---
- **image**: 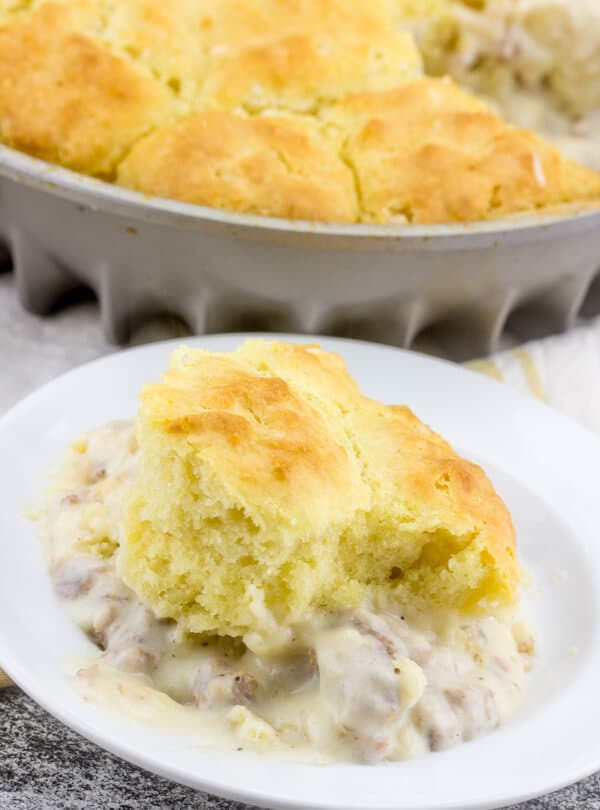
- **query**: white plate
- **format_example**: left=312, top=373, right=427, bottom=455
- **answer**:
left=1, top=334, right=599, bottom=810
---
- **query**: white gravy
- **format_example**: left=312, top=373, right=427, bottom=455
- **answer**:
left=38, top=422, right=535, bottom=764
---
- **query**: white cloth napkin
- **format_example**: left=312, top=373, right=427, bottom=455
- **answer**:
left=467, top=317, right=600, bottom=435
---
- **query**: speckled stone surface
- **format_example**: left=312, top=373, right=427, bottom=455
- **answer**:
left=1, top=270, right=599, bottom=810
left=0, top=687, right=249, bottom=809
left=3, top=683, right=600, bottom=810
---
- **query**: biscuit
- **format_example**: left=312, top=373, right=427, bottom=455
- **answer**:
left=325, top=78, right=600, bottom=223
left=1, top=0, right=598, bottom=220
left=0, top=1, right=173, bottom=176
left=118, top=111, right=359, bottom=222
left=120, top=340, right=518, bottom=638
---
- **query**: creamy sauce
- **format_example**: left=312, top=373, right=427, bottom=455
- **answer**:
left=39, top=422, right=535, bottom=764
left=483, top=90, right=600, bottom=171
left=414, top=0, right=600, bottom=170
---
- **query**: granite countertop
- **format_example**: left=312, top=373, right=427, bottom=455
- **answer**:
left=1, top=270, right=599, bottom=810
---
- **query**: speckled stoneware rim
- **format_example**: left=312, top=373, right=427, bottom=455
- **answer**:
left=1, top=143, right=600, bottom=242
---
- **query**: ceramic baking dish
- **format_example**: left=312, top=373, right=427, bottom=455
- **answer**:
left=1, top=144, right=599, bottom=354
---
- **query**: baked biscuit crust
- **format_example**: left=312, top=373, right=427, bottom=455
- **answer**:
left=0, top=1, right=173, bottom=177
left=118, top=112, right=359, bottom=221
left=120, top=340, right=518, bottom=638
left=326, top=78, right=600, bottom=223
left=0, top=0, right=598, bottom=222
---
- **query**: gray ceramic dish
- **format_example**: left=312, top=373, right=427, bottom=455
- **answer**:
left=1, top=144, right=599, bottom=352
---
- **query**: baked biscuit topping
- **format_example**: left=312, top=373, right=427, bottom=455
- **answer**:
left=326, top=78, right=600, bottom=223
left=0, top=1, right=174, bottom=176
left=1, top=0, right=598, bottom=220
left=119, top=340, right=518, bottom=638
left=117, top=111, right=359, bottom=222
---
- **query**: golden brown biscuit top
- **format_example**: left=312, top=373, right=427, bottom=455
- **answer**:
left=101, top=0, right=214, bottom=107
left=120, top=340, right=518, bottom=636
left=234, top=339, right=515, bottom=572
left=199, top=0, right=422, bottom=113
left=0, top=1, right=174, bottom=176
left=117, top=110, right=359, bottom=222
left=122, top=339, right=520, bottom=638
left=326, top=78, right=600, bottom=223
left=140, top=339, right=518, bottom=602
left=140, top=345, right=369, bottom=530
left=0, top=0, right=598, bottom=221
